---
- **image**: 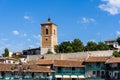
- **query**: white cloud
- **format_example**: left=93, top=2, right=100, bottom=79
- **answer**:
left=1, top=38, right=8, bottom=41
left=12, top=30, right=19, bottom=35
left=96, top=32, right=101, bottom=36
left=0, top=46, right=5, bottom=51
left=27, top=39, right=31, bottom=41
left=116, top=31, right=120, bottom=35
left=99, top=0, right=120, bottom=15
left=36, top=42, right=40, bottom=46
left=81, top=17, right=95, bottom=23
left=118, top=20, right=120, bottom=24
left=24, top=15, right=30, bottom=20
left=29, top=45, right=35, bottom=48
left=89, top=39, right=96, bottom=42
left=33, top=34, right=40, bottom=40
left=23, top=15, right=35, bottom=23
left=23, top=33, right=27, bottom=37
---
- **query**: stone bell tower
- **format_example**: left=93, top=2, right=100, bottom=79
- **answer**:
left=41, top=18, right=58, bottom=54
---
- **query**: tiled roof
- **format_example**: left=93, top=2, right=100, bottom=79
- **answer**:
left=0, top=63, right=54, bottom=72
left=54, top=60, right=84, bottom=67
left=13, top=52, right=23, bottom=55
left=36, top=60, right=54, bottom=65
left=85, top=56, right=110, bottom=62
left=0, top=64, right=13, bottom=71
left=0, top=57, right=18, bottom=61
left=106, top=57, right=120, bottom=64
left=104, top=39, right=116, bottom=42
left=36, top=59, right=84, bottom=67
left=41, top=21, right=52, bottom=25
left=29, top=65, right=54, bottom=72
left=41, top=18, right=57, bottom=25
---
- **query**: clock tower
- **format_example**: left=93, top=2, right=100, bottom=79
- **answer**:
left=41, top=18, right=58, bottom=54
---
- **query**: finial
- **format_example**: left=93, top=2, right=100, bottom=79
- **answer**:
left=48, top=17, right=51, bottom=22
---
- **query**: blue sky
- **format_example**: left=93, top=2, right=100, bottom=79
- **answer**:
left=0, top=0, right=120, bottom=54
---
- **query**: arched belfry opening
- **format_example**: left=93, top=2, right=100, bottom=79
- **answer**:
left=46, top=29, right=48, bottom=35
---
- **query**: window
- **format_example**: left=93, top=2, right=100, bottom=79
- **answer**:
left=72, top=78, right=76, bottom=80
left=96, top=62, right=100, bottom=66
left=58, top=67, right=61, bottom=70
left=58, top=67, right=61, bottom=73
left=101, top=71, right=104, bottom=74
left=72, top=67, right=75, bottom=70
left=46, top=29, right=48, bottom=34
left=57, top=78, right=61, bottom=80
left=54, top=29, right=55, bottom=35
left=97, top=71, right=100, bottom=77
left=93, top=71, right=96, bottom=75
left=8, top=61, right=11, bottom=63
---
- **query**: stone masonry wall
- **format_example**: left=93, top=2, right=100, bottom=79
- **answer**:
left=27, top=50, right=113, bottom=61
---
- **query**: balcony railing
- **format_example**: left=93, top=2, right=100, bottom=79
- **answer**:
left=106, top=66, right=120, bottom=71
left=85, top=78, right=105, bottom=80
left=85, top=65, right=105, bottom=70
left=85, top=74, right=105, bottom=79
left=0, top=76, right=54, bottom=80
left=55, top=70, right=85, bottom=76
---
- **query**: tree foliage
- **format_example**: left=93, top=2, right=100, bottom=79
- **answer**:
left=46, top=49, right=53, bottom=54
left=59, top=41, right=72, bottom=53
left=97, top=42, right=109, bottom=50
left=54, top=45, right=59, bottom=53
left=4, top=48, right=9, bottom=57
left=113, top=51, right=120, bottom=57
left=108, top=44, right=114, bottom=50
left=72, top=39, right=84, bottom=52
left=54, top=39, right=84, bottom=53
left=54, top=38, right=112, bottom=53
left=85, top=41, right=97, bottom=51
left=12, top=55, right=19, bottom=60
left=117, top=37, right=120, bottom=45
left=66, top=46, right=73, bottom=53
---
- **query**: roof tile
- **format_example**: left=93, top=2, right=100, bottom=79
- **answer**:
left=106, top=57, right=120, bottom=64
left=85, top=56, right=110, bottom=62
left=54, top=60, right=84, bottom=67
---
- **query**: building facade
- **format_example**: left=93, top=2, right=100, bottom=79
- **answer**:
left=22, top=47, right=40, bottom=55
left=0, top=63, right=54, bottom=80
left=41, top=18, right=58, bottom=54
left=36, top=56, right=120, bottom=80
left=2, top=56, right=120, bottom=80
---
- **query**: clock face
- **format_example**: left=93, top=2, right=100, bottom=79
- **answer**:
left=45, top=25, right=48, bottom=28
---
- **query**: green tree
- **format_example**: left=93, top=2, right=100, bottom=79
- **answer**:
left=108, top=44, right=114, bottom=50
left=66, top=46, right=73, bottom=53
left=12, top=55, right=19, bottom=60
left=4, top=48, right=9, bottom=57
left=54, top=38, right=112, bottom=53
left=85, top=41, right=97, bottom=51
left=54, top=45, right=59, bottom=53
left=59, top=41, right=72, bottom=53
left=117, top=37, right=120, bottom=45
left=72, top=39, right=84, bottom=52
left=113, top=50, right=120, bottom=57
left=46, top=49, right=53, bottom=54
left=97, top=42, right=109, bottom=50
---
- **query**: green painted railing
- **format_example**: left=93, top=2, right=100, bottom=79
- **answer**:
left=85, top=65, right=105, bottom=70
left=85, top=78, right=105, bottom=80
left=0, top=76, right=54, bottom=80
left=55, top=70, right=85, bottom=76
